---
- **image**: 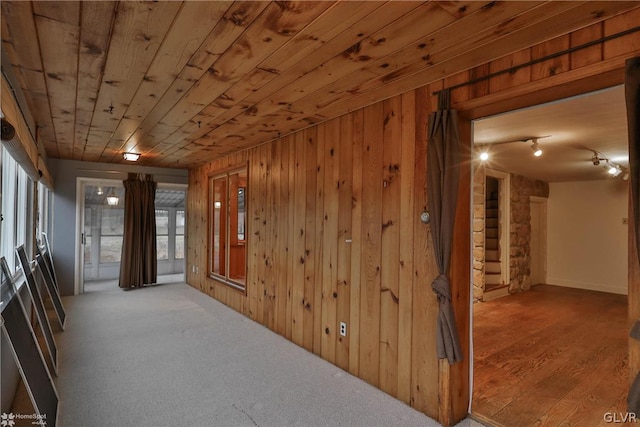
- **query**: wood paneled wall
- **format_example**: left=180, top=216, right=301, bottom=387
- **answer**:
left=187, top=8, right=640, bottom=426
left=187, top=87, right=451, bottom=421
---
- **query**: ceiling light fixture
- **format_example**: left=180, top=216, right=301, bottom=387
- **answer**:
left=530, top=139, right=542, bottom=157
left=479, top=151, right=489, bottom=161
left=123, top=152, right=140, bottom=161
left=97, top=186, right=104, bottom=196
left=106, top=189, right=119, bottom=206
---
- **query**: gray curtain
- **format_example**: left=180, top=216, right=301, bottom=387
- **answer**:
left=626, top=57, right=640, bottom=414
left=119, top=173, right=157, bottom=289
left=427, top=89, right=463, bottom=364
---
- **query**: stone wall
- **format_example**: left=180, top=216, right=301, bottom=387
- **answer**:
left=472, top=164, right=485, bottom=301
left=509, top=174, right=549, bottom=293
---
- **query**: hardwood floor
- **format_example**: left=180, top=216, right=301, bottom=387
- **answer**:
left=472, top=285, right=628, bottom=427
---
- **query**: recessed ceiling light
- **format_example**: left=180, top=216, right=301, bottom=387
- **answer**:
left=479, top=151, right=489, bottom=161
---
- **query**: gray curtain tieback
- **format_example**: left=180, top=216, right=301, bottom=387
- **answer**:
left=431, top=274, right=452, bottom=301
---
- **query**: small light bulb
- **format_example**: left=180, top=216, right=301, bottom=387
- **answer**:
left=479, top=151, right=489, bottom=161
left=533, top=148, right=542, bottom=157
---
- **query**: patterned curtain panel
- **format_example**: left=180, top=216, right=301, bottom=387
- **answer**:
left=119, top=173, right=157, bottom=289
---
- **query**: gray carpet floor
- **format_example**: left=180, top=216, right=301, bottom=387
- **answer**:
left=57, top=280, right=478, bottom=427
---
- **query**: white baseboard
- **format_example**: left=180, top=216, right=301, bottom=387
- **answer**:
left=546, top=277, right=627, bottom=295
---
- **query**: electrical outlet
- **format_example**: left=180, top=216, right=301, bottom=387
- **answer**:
left=339, top=321, right=347, bottom=337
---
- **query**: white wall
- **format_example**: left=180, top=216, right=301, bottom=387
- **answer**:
left=547, top=179, right=628, bottom=294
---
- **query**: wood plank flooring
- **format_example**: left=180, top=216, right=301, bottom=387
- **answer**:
left=472, top=285, right=628, bottom=427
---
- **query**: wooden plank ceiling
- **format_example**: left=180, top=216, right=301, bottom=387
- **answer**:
left=1, top=1, right=637, bottom=169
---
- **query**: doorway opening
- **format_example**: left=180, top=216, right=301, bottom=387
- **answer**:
left=470, top=85, right=629, bottom=426
left=77, top=179, right=187, bottom=293
left=482, top=169, right=510, bottom=300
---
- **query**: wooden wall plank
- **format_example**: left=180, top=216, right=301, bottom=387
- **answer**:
left=603, top=7, right=640, bottom=60
left=303, top=127, right=319, bottom=353
left=256, top=143, right=268, bottom=324
left=488, top=49, right=531, bottom=93
left=348, top=109, right=364, bottom=377
left=443, top=116, right=472, bottom=424
left=275, top=137, right=290, bottom=336
left=570, top=23, right=604, bottom=69
left=530, top=35, right=570, bottom=81
left=359, top=101, right=384, bottom=387
left=411, top=85, right=439, bottom=420
left=379, top=96, right=402, bottom=396
left=291, top=131, right=307, bottom=346
left=336, top=113, right=354, bottom=371
left=285, top=136, right=296, bottom=340
left=320, top=117, right=340, bottom=364
left=265, top=142, right=278, bottom=330
left=312, top=124, right=326, bottom=356
left=397, top=90, right=416, bottom=404
left=248, top=146, right=261, bottom=321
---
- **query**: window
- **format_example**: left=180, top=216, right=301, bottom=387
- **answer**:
left=0, top=146, right=32, bottom=273
left=100, top=208, right=124, bottom=263
left=156, top=209, right=169, bottom=260
left=175, top=210, right=185, bottom=259
left=209, top=167, right=247, bottom=290
left=84, top=208, right=92, bottom=264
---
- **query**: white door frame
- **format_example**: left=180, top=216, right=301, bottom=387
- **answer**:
left=530, top=196, right=548, bottom=286
left=74, top=177, right=123, bottom=295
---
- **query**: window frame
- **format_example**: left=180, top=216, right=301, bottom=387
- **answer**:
left=155, top=208, right=170, bottom=261
left=175, top=209, right=185, bottom=260
left=208, top=164, right=248, bottom=293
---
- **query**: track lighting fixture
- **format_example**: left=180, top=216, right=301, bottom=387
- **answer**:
left=591, top=151, right=626, bottom=178
left=607, top=162, right=623, bottom=177
left=530, top=140, right=542, bottom=157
